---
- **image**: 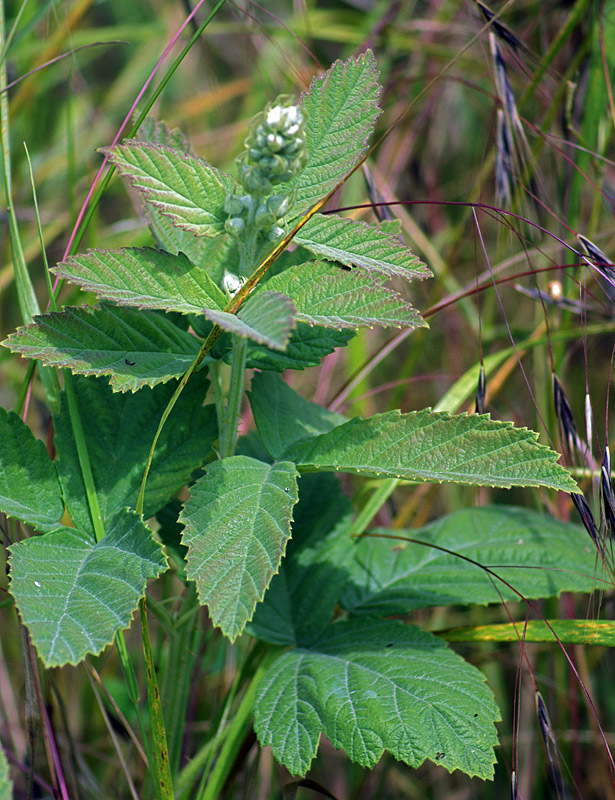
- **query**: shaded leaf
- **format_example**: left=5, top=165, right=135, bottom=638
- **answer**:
left=249, top=371, right=345, bottom=460
left=205, top=292, right=295, bottom=350
left=294, top=214, right=431, bottom=283
left=249, top=473, right=354, bottom=646
left=54, top=247, right=226, bottom=315
left=290, top=51, right=382, bottom=213
left=285, top=409, right=579, bottom=492
left=260, top=260, right=426, bottom=330
left=3, top=303, right=203, bottom=392
left=180, top=457, right=300, bottom=641
left=9, top=510, right=166, bottom=667
left=244, top=322, right=353, bottom=371
left=254, top=618, right=499, bottom=778
left=0, top=408, right=65, bottom=533
left=54, top=373, right=217, bottom=537
left=103, top=140, right=238, bottom=238
left=341, top=506, right=598, bottom=616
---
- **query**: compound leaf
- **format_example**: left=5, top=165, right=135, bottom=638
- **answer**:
left=290, top=51, right=382, bottom=213
left=294, top=214, right=431, bottom=283
left=9, top=510, right=166, bottom=667
left=260, top=260, right=426, bottom=330
left=54, top=248, right=226, bottom=315
left=103, top=140, right=237, bottom=238
left=341, top=506, right=598, bottom=616
left=205, top=292, right=295, bottom=351
left=254, top=618, right=499, bottom=778
left=285, top=409, right=579, bottom=492
left=180, top=457, right=300, bottom=641
left=3, top=303, right=203, bottom=392
left=0, top=408, right=64, bottom=533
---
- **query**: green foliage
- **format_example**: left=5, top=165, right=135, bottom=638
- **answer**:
left=0, top=407, right=65, bottom=533
left=180, top=456, right=300, bottom=640
left=9, top=510, right=166, bottom=666
left=254, top=619, right=500, bottom=778
left=341, top=506, right=598, bottom=615
left=0, top=43, right=593, bottom=799
left=0, top=746, right=12, bottom=800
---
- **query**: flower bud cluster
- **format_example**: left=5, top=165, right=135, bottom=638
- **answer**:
left=224, top=96, right=307, bottom=243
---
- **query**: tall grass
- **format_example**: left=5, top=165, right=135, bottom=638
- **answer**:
left=1, top=0, right=614, bottom=797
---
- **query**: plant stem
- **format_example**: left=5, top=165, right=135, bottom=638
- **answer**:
left=197, top=647, right=279, bottom=800
left=140, top=597, right=174, bottom=800
left=219, top=335, right=248, bottom=459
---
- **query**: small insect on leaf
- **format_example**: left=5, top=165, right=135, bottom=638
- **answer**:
left=125, top=358, right=136, bottom=366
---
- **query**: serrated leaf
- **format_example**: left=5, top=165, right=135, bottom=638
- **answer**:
left=290, top=51, right=382, bottom=213
left=3, top=303, right=203, bottom=391
left=249, top=371, right=346, bottom=460
left=0, top=408, right=65, bottom=533
left=54, top=247, right=226, bottom=314
left=254, top=618, right=500, bottom=778
left=205, top=292, right=295, bottom=350
left=9, top=510, right=166, bottom=666
left=248, top=473, right=354, bottom=646
left=103, top=140, right=238, bottom=238
left=180, top=457, right=300, bottom=641
left=0, top=746, right=12, bottom=800
left=260, top=260, right=426, bottom=330
left=341, top=506, right=598, bottom=616
left=244, top=322, right=353, bottom=371
left=294, top=214, right=431, bottom=282
left=285, top=409, right=579, bottom=492
left=54, top=373, right=217, bottom=537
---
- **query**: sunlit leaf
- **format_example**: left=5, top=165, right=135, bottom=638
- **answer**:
left=205, top=292, right=295, bottom=350
left=260, top=260, right=426, bottom=330
left=103, top=140, right=238, bottom=238
left=54, top=247, right=226, bottom=314
left=180, top=457, right=300, bottom=641
left=294, top=214, right=431, bottom=282
left=254, top=618, right=500, bottom=778
left=3, top=304, right=203, bottom=392
left=9, top=510, right=166, bottom=667
left=284, top=409, right=579, bottom=492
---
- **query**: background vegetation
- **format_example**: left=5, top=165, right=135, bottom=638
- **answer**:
left=1, top=0, right=614, bottom=798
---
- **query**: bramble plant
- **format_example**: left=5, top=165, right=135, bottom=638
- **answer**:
left=0, top=51, right=599, bottom=798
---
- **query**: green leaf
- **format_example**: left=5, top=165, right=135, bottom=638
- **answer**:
left=53, top=247, right=227, bottom=314
left=249, top=371, right=346, bottom=460
left=290, top=51, right=382, bottom=213
left=254, top=618, right=500, bottom=778
left=0, top=745, right=12, bottom=800
left=53, top=373, right=217, bottom=536
left=341, top=506, right=598, bottom=616
left=244, top=322, right=353, bottom=371
left=3, top=303, right=203, bottom=392
left=285, top=409, right=579, bottom=492
left=440, top=619, right=615, bottom=646
left=102, top=140, right=238, bottom=238
left=9, top=510, right=166, bottom=667
left=205, top=291, right=295, bottom=351
left=0, top=408, right=65, bottom=533
left=248, top=473, right=354, bottom=646
left=180, top=457, right=300, bottom=641
left=259, top=260, right=426, bottom=330
left=294, top=214, right=431, bottom=282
